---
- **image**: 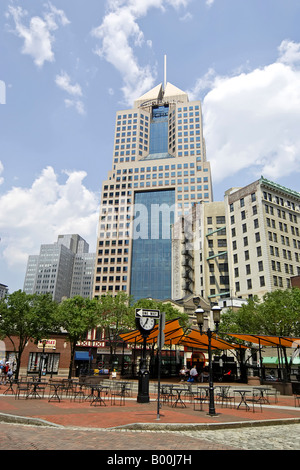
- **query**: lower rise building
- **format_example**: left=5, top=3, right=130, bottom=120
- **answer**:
left=23, top=234, right=95, bottom=302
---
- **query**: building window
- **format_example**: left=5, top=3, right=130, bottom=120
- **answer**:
left=259, top=276, right=265, bottom=287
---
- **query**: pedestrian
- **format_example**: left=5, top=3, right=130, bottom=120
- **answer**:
left=7, top=365, right=13, bottom=381
left=188, top=365, right=198, bottom=382
left=0, top=360, right=4, bottom=384
left=2, top=362, right=9, bottom=385
left=179, top=365, right=188, bottom=381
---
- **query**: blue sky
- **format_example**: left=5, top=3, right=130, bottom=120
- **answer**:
left=1, top=0, right=300, bottom=294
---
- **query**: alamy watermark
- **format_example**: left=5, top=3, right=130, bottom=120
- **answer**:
left=97, top=201, right=203, bottom=250
left=0, top=80, right=6, bottom=104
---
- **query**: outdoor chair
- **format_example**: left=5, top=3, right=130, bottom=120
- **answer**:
left=160, top=385, right=174, bottom=406
left=215, top=386, right=235, bottom=408
left=60, top=379, right=75, bottom=398
left=247, top=389, right=263, bottom=413
left=15, top=382, right=30, bottom=399
left=110, top=383, right=126, bottom=406
left=35, top=381, right=47, bottom=398
left=182, top=384, right=195, bottom=403
left=70, top=383, right=86, bottom=402
left=292, top=383, right=300, bottom=407
left=265, top=387, right=279, bottom=404
left=193, top=387, right=207, bottom=411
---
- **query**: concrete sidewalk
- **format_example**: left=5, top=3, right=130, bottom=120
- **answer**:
left=1, top=381, right=300, bottom=431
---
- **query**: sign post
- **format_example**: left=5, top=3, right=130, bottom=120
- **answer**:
left=156, top=312, right=165, bottom=420
left=135, top=308, right=160, bottom=404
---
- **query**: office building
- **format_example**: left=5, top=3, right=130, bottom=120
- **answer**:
left=173, top=177, right=300, bottom=305
left=94, top=81, right=213, bottom=301
left=24, top=234, right=95, bottom=302
left=172, top=201, right=229, bottom=302
left=0, top=283, right=8, bottom=299
left=225, top=177, right=300, bottom=299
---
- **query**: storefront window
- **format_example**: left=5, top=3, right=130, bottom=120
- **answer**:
left=28, top=352, right=60, bottom=375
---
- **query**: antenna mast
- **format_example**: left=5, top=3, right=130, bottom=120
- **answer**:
left=164, top=55, right=167, bottom=90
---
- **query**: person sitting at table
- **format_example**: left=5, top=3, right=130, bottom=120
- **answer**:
left=200, top=367, right=209, bottom=383
left=179, top=365, right=188, bottom=382
left=188, top=365, right=198, bottom=382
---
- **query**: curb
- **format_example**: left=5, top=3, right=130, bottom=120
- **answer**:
left=1, top=411, right=300, bottom=432
left=0, top=412, right=63, bottom=428
left=111, top=417, right=300, bottom=431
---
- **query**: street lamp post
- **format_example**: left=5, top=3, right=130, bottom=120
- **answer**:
left=195, top=304, right=222, bottom=417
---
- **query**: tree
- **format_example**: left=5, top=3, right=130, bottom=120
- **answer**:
left=0, top=290, right=58, bottom=379
left=95, top=292, right=134, bottom=370
left=57, top=296, right=99, bottom=379
left=219, top=289, right=300, bottom=337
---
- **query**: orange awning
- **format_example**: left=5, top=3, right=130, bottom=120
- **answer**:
left=178, top=329, right=245, bottom=350
left=225, top=333, right=300, bottom=348
left=119, top=318, right=184, bottom=345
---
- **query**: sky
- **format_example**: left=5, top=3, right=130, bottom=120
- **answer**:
left=1, top=0, right=300, bottom=294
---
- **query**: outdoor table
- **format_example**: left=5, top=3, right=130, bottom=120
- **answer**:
left=48, top=382, right=62, bottom=402
left=171, top=387, right=187, bottom=408
left=3, top=379, right=15, bottom=395
left=197, top=386, right=210, bottom=398
left=26, top=381, right=45, bottom=399
left=253, top=387, right=270, bottom=404
left=90, top=385, right=110, bottom=406
left=234, top=389, right=252, bottom=411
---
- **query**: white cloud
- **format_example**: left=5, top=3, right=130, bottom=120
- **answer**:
left=0, top=167, right=99, bottom=275
left=7, top=2, right=70, bottom=67
left=64, top=98, right=86, bottom=115
left=55, top=71, right=85, bottom=114
left=55, top=71, right=83, bottom=97
left=278, top=40, right=300, bottom=67
left=91, top=0, right=190, bottom=105
left=191, top=40, right=300, bottom=184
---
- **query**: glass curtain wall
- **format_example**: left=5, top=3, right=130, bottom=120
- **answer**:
left=130, top=189, right=175, bottom=300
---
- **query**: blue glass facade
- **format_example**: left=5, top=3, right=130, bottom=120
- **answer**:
left=130, top=189, right=175, bottom=301
left=148, top=105, right=169, bottom=156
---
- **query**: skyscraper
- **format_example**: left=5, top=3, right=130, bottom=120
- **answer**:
left=94, top=82, right=213, bottom=301
left=24, top=234, right=95, bottom=302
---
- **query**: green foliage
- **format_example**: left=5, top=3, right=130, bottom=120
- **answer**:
left=96, top=292, right=135, bottom=332
left=57, top=296, right=99, bottom=378
left=219, top=289, right=300, bottom=337
left=0, top=290, right=58, bottom=378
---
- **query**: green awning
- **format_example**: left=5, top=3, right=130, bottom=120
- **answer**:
left=292, top=358, right=300, bottom=365
left=262, top=357, right=278, bottom=364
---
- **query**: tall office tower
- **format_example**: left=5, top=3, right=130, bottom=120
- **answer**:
left=94, top=82, right=213, bottom=301
left=23, top=234, right=95, bottom=302
left=225, top=177, right=300, bottom=299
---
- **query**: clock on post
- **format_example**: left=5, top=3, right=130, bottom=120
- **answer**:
left=135, top=308, right=160, bottom=403
left=135, top=308, right=160, bottom=335
left=136, top=315, right=156, bottom=334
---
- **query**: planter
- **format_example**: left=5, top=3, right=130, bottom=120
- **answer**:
left=247, top=376, right=261, bottom=385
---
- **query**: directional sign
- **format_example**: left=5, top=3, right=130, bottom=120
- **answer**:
left=135, top=308, right=160, bottom=319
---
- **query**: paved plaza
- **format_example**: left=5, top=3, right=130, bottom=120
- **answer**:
left=1, top=380, right=300, bottom=452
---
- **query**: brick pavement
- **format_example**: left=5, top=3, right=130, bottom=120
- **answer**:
left=1, top=381, right=300, bottom=452
left=1, top=381, right=300, bottom=430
